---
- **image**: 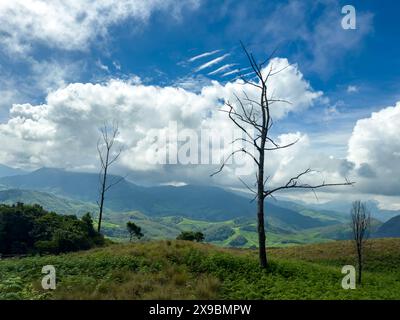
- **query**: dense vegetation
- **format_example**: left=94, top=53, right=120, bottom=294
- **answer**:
left=0, top=203, right=104, bottom=255
left=176, top=231, right=204, bottom=242
left=0, top=238, right=399, bottom=300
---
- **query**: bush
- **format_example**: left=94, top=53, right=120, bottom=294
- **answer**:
left=228, top=235, right=248, bottom=247
left=176, top=231, right=204, bottom=242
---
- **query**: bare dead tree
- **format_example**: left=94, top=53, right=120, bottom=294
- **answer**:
left=211, top=43, right=354, bottom=269
left=351, top=200, right=371, bottom=285
left=97, top=122, right=123, bottom=233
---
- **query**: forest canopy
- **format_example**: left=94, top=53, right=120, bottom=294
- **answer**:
left=0, top=203, right=104, bottom=255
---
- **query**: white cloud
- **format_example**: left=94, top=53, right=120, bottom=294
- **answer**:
left=222, top=69, right=241, bottom=77
left=96, top=60, right=110, bottom=73
left=208, top=64, right=236, bottom=76
left=188, top=50, right=222, bottom=62
left=195, top=54, right=230, bottom=72
left=347, top=85, right=359, bottom=93
left=0, top=0, right=200, bottom=54
left=0, top=58, right=321, bottom=183
left=347, top=102, right=400, bottom=196
left=0, top=59, right=82, bottom=117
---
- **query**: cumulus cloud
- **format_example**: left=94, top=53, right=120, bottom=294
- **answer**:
left=0, top=0, right=200, bottom=54
left=0, top=58, right=322, bottom=189
left=347, top=102, right=400, bottom=195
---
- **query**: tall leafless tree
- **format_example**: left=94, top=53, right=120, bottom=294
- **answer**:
left=212, top=43, right=354, bottom=268
left=351, top=200, right=370, bottom=285
left=97, top=122, right=123, bottom=233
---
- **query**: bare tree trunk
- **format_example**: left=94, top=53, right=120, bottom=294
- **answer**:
left=211, top=42, right=353, bottom=269
left=351, top=200, right=370, bottom=285
left=357, top=248, right=362, bottom=285
left=257, top=152, right=267, bottom=268
left=97, top=122, right=123, bottom=234
left=257, top=194, right=267, bottom=268
left=98, top=148, right=109, bottom=233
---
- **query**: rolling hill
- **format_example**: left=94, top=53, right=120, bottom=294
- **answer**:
left=1, top=167, right=390, bottom=247
left=0, top=188, right=97, bottom=216
left=0, top=187, right=346, bottom=247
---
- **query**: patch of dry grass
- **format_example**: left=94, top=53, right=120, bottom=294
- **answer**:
left=269, top=238, right=400, bottom=272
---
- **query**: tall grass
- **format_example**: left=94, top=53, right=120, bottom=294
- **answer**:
left=1, top=239, right=399, bottom=300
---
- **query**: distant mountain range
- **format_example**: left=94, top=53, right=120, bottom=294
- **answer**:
left=0, top=164, right=26, bottom=178
left=0, top=166, right=398, bottom=246
left=0, top=167, right=335, bottom=227
left=305, top=199, right=400, bottom=222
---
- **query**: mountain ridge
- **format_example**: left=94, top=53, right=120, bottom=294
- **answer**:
left=0, top=167, right=338, bottom=228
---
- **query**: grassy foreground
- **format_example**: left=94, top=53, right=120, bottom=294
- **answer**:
left=0, top=238, right=399, bottom=300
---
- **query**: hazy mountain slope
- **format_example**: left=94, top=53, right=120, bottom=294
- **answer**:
left=0, top=189, right=97, bottom=216
left=0, top=168, right=336, bottom=229
left=307, top=200, right=399, bottom=222
left=0, top=184, right=390, bottom=247
left=374, top=215, right=400, bottom=238
left=267, top=198, right=350, bottom=223
left=0, top=164, right=26, bottom=178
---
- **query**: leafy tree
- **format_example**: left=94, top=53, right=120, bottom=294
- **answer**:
left=177, top=231, right=204, bottom=242
left=126, top=221, right=143, bottom=242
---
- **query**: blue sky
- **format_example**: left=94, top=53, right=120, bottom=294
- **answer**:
left=0, top=0, right=399, bottom=208
left=2, top=0, right=399, bottom=137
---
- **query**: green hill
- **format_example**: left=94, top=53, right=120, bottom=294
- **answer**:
left=0, top=187, right=383, bottom=247
left=0, top=168, right=342, bottom=226
left=0, top=239, right=399, bottom=300
left=0, top=189, right=98, bottom=216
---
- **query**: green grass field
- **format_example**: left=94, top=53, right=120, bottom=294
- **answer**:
left=0, top=238, right=399, bottom=300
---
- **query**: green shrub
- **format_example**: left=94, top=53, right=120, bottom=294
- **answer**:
left=177, top=231, right=204, bottom=242
left=228, top=235, right=248, bottom=247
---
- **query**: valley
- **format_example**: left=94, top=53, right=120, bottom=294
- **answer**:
left=0, top=167, right=398, bottom=247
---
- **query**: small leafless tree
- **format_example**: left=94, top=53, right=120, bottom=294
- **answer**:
left=351, top=200, right=371, bottom=285
left=97, top=122, right=123, bottom=233
left=212, top=43, right=354, bottom=269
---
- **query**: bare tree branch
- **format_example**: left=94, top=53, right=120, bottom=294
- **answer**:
left=210, top=42, right=355, bottom=269
left=97, top=121, right=123, bottom=233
